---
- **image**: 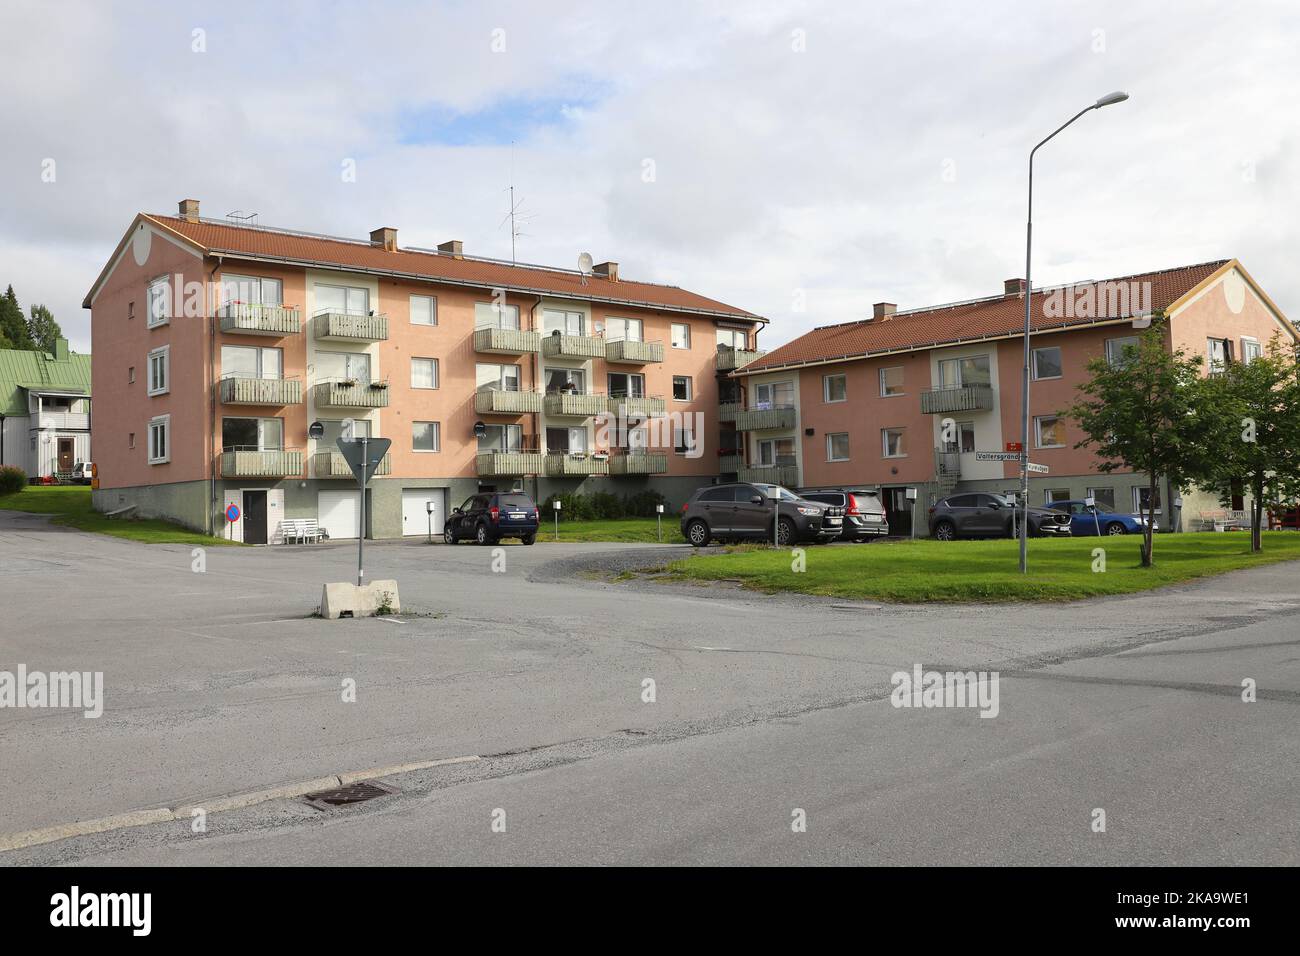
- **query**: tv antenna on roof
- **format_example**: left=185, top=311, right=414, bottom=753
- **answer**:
left=578, top=252, right=594, bottom=286
left=499, top=140, right=535, bottom=263
left=226, top=210, right=258, bottom=227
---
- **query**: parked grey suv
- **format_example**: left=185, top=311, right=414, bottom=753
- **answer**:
left=928, top=493, right=1072, bottom=540
left=798, top=487, right=889, bottom=541
left=680, top=482, right=843, bottom=547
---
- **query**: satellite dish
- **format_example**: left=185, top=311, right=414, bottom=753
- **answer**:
left=578, top=252, right=594, bottom=276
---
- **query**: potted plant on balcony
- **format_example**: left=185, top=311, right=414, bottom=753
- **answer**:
left=369, top=380, right=388, bottom=390
left=338, top=377, right=357, bottom=388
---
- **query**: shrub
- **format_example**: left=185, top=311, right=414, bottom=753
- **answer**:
left=540, top=489, right=668, bottom=521
left=0, top=466, right=26, bottom=494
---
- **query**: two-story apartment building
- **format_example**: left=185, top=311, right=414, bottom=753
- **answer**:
left=84, top=200, right=764, bottom=542
left=729, top=260, right=1296, bottom=534
left=0, top=338, right=92, bottom=480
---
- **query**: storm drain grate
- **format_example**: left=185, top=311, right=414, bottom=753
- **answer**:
left=302, top=780, right=397, bottom=811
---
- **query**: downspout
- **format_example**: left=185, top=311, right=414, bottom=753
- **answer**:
left=0, top=414, right=5, bottom=466
left=208, top=255, right=223, bottom=536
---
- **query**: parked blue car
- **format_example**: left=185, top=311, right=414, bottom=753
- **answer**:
left=1048, top=500, right=1148, bottom=536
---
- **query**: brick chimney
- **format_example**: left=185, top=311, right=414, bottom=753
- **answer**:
left=178, top=198, right=200, bottom=222
left=594, top=261, right=619, bottom=282
left=1004, top=278, right=1026, bottom=297
left=873, top=302, right=897, bottom=321
left=368, top=226, right=398, bottom=251
left=437, top=240, right=463, bottom=259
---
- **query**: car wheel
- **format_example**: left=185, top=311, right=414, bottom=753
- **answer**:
left=1106, top=522, right=1125, bottom=535
left=521, top=533, right=536, bottom=546
left=443, top=526, right=457, bottom=545
left=475, top=523, right=491, bottom=546
left=775, top=517, right=797, bottom=547
left=685, top=519, right=710, bottom=547
left=934, top=520, right=956, bottom=541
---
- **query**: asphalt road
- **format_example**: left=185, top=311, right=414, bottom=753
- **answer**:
left=1, top=510, right=1297, bottom=865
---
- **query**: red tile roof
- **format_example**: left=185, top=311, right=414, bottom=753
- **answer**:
left=141, top=215, right=761, bottom=321
left=740, top=260, right=1232, bottom=374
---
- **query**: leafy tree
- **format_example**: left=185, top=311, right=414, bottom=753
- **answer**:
left=0, top=285, right=32, bottom=350
left=27, top=304, right=63, bottom=353
left=1063, top=322, right=1217, bottom=567
left=1196, top=336, right=1300, bottom=552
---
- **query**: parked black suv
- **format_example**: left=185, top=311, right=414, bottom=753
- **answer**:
left=680, top=482, right=843, bottom=547
left=444, top=492, right=540, bottom=545
left=928, top=492, right=1072, bottom=540
left=798, top=487, right=889, bottom=541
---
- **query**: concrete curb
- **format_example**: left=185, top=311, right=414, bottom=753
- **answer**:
left=0, top=808, right=174, bottom=853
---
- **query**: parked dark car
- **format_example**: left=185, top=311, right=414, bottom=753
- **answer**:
left=444, top=492, right=540, bottom=545
left=798, top=487, right=889, bottom=541
left=1047, top=500, right=1148, bottom=536
left=928, top=492, right=1071, bottom=540
left=680, top=482, right=843, bottom=547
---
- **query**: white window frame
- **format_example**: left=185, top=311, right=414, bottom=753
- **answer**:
left=313, top=282, right=369, bottom=316
left=670, top=323, right=691, bottom=350
left=882, top=428, right=906, bottom=459
left=823, top=373, right=847, bottom=403
left=474, top=301, right=520, bottom=330
left=879, top=366, right=904, bottom=397
left=716, top=328, right=747, bottom=349
left=1087, top=486, right=1116, bottom=509
left=477, top=362, right=521, bottom=392
left=672, top=375, right=692, bottom=402
left=1133, top=486, right=1163, bottom=515
left=1044, top=488, right=1072, bottom=505
left=673, top=419, right=697, bottom=455
left=221, top=344, right=282, bottom=380
left=826, top=432, right=850, bottom=462
left=412, top=421, right=441, bottom=453
left=148, top=415, right=170, bottom=464
left=1105, top=336, right=1140, bottom=367
left=146, top=276, right=169, bottom=328
left=147, top=345, right=169, bottom=396
left=411, top=357, right=439, bottom=390
left=1032, top=346, right=1063, bottom=381
left=221, top=416, right=285, bottom=452
left=221, top=274, right=283, bottom=308
left=1240, top=336, right=1262, bottom=364
left=1034, top=414, right=1065, bottom=449
left=543, top=309, right=586, bottom=336
left=410, top=294, right=437, bottom=326
left=607, top=371, right=645, bottom=398
left=938, top=354, right=991, bottom=388
left=606, top=317, right=643, bottom=342
left=478, top=423, right=522, bottom=453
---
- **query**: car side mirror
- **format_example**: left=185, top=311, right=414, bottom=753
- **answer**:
left=988, top=502, right=1000, bottom=509
left=452, top=508, right=462, bottom=515
left=751, top=495, right=764, bottom=504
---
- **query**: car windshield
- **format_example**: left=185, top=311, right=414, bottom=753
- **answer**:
left=992, top=494, right=1016, bottom=507
left=754, top=484, right=800, bottom=501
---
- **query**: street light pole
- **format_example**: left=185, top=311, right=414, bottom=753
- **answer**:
left=1019, top=91, right=1129, bottom=574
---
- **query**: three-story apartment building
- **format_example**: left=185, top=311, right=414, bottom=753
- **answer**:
left=728, top=260, right=1296, bottom=534
left=84, top=200, right=764, bottom=542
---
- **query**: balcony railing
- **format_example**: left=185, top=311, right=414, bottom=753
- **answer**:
left=218, top=302, right=302, bottom=336
left=219, top=448, right=303, bottom=478
left=312, top=379, right=391, bottom=408
left=312, top=450, right=391, bottom=479
left=718, top=401, right=742, bottom=423
left=734, top=405, right=796, bottom=431
left=36, top=411, right=91, bottom=430
left=738, top=463, right=799, bottom=487
left=312, top=311, right=389, bottom=342
left=920, top=384, right=994, bottom=414
left=544, top=390, right=607, bottom=418
left=541, top=332, right=605, bottom=359
left=476, top=450, right=544, bottom=477
left=608, top=449, right=668, bottom=476
left=607, top=394, right=666, bottom=417
left=474, top=387, right=543, bottom=415
left=935, top=447, right=962, bottom=488
left=719, top=453, right=744, bottom=473
left=474, top=326, right=541, bottom=354
left=605, top=339, right=665, bottom=364
left=219, top=376, right=302, bottom=406
left=544, top=453, right=610, bottom=477
left=716, top=347, right=766, bottom=372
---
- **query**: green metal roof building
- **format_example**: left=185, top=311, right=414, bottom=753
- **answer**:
left=0, top=338, right=93, bottom=479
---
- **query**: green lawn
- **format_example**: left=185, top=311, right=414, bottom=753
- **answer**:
left=0, top=485, right=236, bottom=546
left=539, top=517, right=673, bottom=543
left=655, top=533, right=1300, bottom=603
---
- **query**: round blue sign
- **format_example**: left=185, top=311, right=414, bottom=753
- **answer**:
left=225, top=504, right=241, bottom=522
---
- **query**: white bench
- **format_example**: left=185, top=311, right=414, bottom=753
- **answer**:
left=278, top=519, right=323, bottom=544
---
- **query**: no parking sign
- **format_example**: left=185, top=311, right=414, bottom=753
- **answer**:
left=225, top=503, right=240, bottom=522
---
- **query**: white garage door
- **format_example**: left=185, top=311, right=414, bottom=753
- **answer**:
left=318, top=490, right=360, bottom=540
left=402, top=488, right=446, bottom=537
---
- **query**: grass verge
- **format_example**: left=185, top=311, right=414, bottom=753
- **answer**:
left=657, top=532, right=1300, bottom=602
left=0, top=485, right=235, bottom=546
left=538, top=517, right=673, bottom=543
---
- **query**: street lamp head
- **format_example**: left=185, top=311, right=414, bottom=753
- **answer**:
left=1094, top=91, right=1130, bottom=109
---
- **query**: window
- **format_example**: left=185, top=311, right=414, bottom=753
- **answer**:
left=1035, top=415, right=1065, bottom=448
left=1241, top=337, right=1262, bottom=364
left=716, top=328, right=747, bottom=349
left=546, top=427, right=588, bottom=454
left=1087, top=487, right=1116, bottom=509
left=411, top=358, right=438, bottom=389
left=827, top=432, right=850, bottom=461
left=1207, top=337, right=1233, bottom=375
left=606, top=317, right=642, bottom=342
left=222, top=417, right=283, bottom=451
left=1106, top=336, right=1140, bottom=367
left=543, top=309, right=585, bottom=335
left=1133, top=486, right=1162, bottom=514
left=412, top=421, right=441, bottom=452
left=698, top=487, right=734, bottom=503
left=938, top=354, right=991, bottom=388
left=943, top=421, right=976, bottom=454
left=823, top=374, right=847, bottom=403
left=1045, top=488, right=1071, bottom=505
left=1032, top=346, right=1063, bottom=380
left=128, top=432, right=135, bottom=449
left=128, top=366, right=135, bottom=384
left=607, top=372, right=645, bottom=398
left=221, top=274, right=283, bottom=308
left=474, top=301, right=520, bottom=330
left=880, top=366, right=904, bottom=397
left=673, top=419, right=697, bottom=455
left=754, top=380, right=794, bottom=409
left=148, top=415, right=169, bottom=464
left=128, top=301, right=135, bottom=320
left=147, top=346, right=169, bottom=395
left=546, top=367, right=586, bottom=393
left=673, top=375, right=692, bottom=401
left=671, top=323, right=691, bottom=349
left=476, top=363, right=521, bottom=392
left=317, top=418, right=369, bottom=446
left=146, top=277, right=169, bottom=327
left=882, top=428, right=906, bottom=458
left=759, top=437, right=796, bottom=466
left=410, top=295, right=437, bottom=326
left=221, top=345, right=282, bottom=380
left=317, top=350, right=371, bottom=384
left=314, top=283, right=368, bottom=316
left=478, top=423, right=522, bottom=453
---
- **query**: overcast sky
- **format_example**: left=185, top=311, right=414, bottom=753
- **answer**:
left=1, top=0, right=1296, bottom=353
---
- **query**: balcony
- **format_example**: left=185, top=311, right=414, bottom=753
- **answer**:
left=734, top=405, right=796, bottom=431
left=738, top=463, right=798, bottom=487
left=541, top=332, right=605, bottom=360
left=608, top=449, right=668, bottom=476
left=544, top=453, right=610, bottom=477
left=312, top=379, right=391, bottom=408
left=474, top=387, right=543, bottom=415
left=312, top=450, right=391, bottom=479
left=219, top=448, right=303, bottom=479
left=920, top=384, right=994, bottom=414
left=474, top=326, right=541, bottom=354
left=312, top=312, right=389, bottom=342
left=719, top=453, right=743, bottom=473
left=605, top=339, right=664, bottom=364
left=606, top=394, right=666, bottom=417
left=716, top=347, right=766, bottom=372
left=934, top=447, right=961, bottom=491
left=718, top=401, right=742, bottom=423
left=476, top=451, right=544, bottom=477
left=218, top=303, right=302, bottom=337
left=544, top=390, right=607, bottom=418
left=219, top=376, right=302, bottom=406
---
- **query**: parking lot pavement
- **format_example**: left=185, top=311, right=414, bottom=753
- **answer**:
left=3, top=509, right=1300, bottom=855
